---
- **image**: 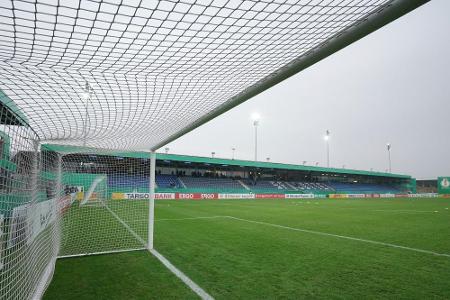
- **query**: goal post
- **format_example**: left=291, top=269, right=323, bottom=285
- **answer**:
left=148, top=151, right=156, bottom=250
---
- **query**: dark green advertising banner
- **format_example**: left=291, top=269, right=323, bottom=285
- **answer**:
left=437, top=177, right=450, bottom=194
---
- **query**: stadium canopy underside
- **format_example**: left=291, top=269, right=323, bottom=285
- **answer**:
left=42, top=143, right=411, bottom=179
left=0, top=0, right=428, bottom=151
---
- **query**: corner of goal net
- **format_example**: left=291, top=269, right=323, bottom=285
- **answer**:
left=80, top=175, right=107, bottom=207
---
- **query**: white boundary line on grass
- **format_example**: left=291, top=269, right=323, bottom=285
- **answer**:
left=103, top=204, right=147, bottom=246
left=150, top=249, right=214, bottom=300
left=156, top=216, right=228, bottom=222
left=123, top=216, right=228, bottom=223
left=372, top=209, right=438, bottom=213
left=151, top=215, right=450, bottom=258
left=225, top=216, right=450, bottom=258
left=58, top=248, right=146, bottom=259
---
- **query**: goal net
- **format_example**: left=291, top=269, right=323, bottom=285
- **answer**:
left=0, top=114, right=59, bottom=299
left=0, top=133, right=155, bottom=299
left=0, top=0, right=427, bottom=299
left=58, top=149, right=151, bottom=258
left=79, top=175, right=107, bottom=207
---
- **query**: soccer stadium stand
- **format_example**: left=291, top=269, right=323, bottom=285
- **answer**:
left=108, top=174, right=185, bottom=189
left=104, top=174, right=405, bottom=195
left=156, top=174, right=183, bottom=189
left=245, top=180, right=290, bottom=192
left=109, top=175, right=148, bottom=189
left=180, top=176, right=247, bottom=192
left=329, top=182, right=400, bottom=194
left=290, top=182, right=334, bottom=193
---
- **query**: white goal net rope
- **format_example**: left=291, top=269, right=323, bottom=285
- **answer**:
left=0, top=0, right=427, bottom=299
left=0, top=0, right=394, bottom=151
left=58, top=149, right=150, bottom=258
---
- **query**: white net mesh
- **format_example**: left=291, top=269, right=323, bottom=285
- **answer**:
left=0, top=115, right=59, bottom=299
left=58, top=150, right=150, bottom=257
left=0, top=0, right=393, bottom=150
left=0, top=0, right=425, bottom=299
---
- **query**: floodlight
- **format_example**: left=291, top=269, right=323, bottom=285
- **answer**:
left=251, top=113, right=260, bottom=121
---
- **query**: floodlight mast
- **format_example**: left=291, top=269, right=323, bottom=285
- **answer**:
left=150, top=0, right=429, bottom=152
left=324, top=130, right=330, bottom=168
left=386, top=143, right=392, bottom=173
left=252, top=113, right=260, bottom=162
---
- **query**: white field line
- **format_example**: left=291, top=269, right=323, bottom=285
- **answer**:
left=57, top=248, right=146, bottom=259
left=125, top=216, right=228, bottom=223
left=150, top=249, right=214, bottom=300
left=119, top=216, right=227, bottom=223
left=126, top=208, right=443, bottom=224
left=156, top=216, right=228, bottom=222
left=225, top=216, right=450, bottom=258
left=123, top=219, right=148, bottom=223
left=155, top=215, right=450, bottom=257
left=372, top=209, right=438, bottom=213
left=104, top=204, right=147, bottom=246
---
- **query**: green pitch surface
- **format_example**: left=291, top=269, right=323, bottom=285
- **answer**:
left=45, top=198, right=450, bottom=299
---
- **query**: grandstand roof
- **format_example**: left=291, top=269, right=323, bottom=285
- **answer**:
left=0, top=0, right=428, bottom=151
left=0, top=89, right=28, bottom=126
left=42, top=143, right=411, bottom=179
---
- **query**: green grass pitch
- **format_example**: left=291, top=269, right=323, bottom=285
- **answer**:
left=44, top=197, right=450, bottom=299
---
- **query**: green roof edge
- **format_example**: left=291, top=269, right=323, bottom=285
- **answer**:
left=0, top=89, right=29, bottom=125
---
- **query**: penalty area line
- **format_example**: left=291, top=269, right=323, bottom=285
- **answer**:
left=372, top=209, right=438, bottom=213
left=118, top=216, right=228, bottom=224
left=156, top=216, right=228, bottom=222
left=150, top=249, right=214, bottom=300
left=225, top=216, right=450, bottom=258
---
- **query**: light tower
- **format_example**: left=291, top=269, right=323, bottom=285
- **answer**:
left=251, top=113, right=260, bottom=162
left=211, top=151, right=215, bottom=158
left=302, top=161, right=307, bottom=166
left=231, top=147, right=236, bottom=160
left=165, top=147, right=169, bottom=154
left=386, top=143, right=392, bottom=173
left=324, top=129, right=330, bottom=168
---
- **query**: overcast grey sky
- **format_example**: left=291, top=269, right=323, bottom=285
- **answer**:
left=165, top=0, right=450, bottom=180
